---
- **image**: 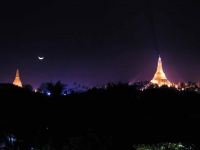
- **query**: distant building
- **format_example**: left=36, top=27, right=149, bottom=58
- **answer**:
left=150, top=56, right=171, bottom=87
left=13, top=69, right=23, bottom=87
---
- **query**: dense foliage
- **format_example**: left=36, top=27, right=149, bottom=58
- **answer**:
left=1, top=83, right=200, bottom=150
left=133, top=142, right=195, bottom=150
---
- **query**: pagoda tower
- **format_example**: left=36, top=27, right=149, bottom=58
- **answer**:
left=150, top=56, right=171, bottom=87
left=13, top=69, right=23, bottom=87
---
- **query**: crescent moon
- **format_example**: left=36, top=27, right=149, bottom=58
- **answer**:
left=38, top=56, right=44, bottom=60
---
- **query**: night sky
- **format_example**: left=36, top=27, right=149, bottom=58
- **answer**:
left=1, top=0, right=200, bottom=89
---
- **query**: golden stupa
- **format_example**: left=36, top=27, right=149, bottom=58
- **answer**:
left=150, top=56, right=171, bottom=87
left=13, top=69, right=23, bottom=87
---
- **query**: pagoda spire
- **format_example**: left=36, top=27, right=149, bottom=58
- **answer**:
left=156, top=55, right=163, bottom=73
left=150, top=56, right=171, bottom=87
left=13, top=69, right=23, bottom=87
left=16, top=69, right=19, bottom=77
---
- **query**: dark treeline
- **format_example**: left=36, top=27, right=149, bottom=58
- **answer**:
left=0, top=83, right=200, bottom=150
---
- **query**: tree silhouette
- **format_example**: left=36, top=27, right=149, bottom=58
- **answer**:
left=23, top=84, right=33, bottom=91
left=46, top=81, right=67, bottom=99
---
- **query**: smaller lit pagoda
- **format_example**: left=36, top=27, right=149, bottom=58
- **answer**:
left=13, top=69, right=23, bottom=87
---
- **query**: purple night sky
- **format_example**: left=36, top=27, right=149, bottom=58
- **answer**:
left=0, top=0, right=200, bottom=90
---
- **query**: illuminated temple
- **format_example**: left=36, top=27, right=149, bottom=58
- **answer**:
left=150, top=56, right=171, bottom=87
left=13, top=69, right=23, bottom=87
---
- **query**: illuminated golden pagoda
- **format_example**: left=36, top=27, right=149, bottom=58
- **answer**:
left=13, top=69, right=23, bottom=87
left=150, top=56, right=171, bottom=87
